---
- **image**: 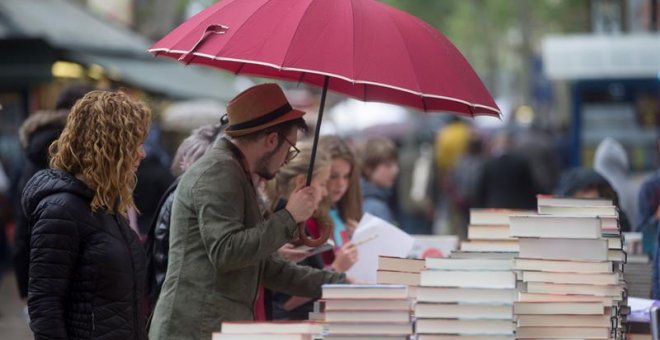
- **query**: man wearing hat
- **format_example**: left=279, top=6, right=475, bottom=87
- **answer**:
left=149, top=84, right=345, bottom=339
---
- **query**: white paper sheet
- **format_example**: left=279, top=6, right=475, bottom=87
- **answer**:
left=345, top=213, right=415, bottom=283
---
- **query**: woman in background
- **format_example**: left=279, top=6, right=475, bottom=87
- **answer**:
left=22, top=90, right=151, bottom=339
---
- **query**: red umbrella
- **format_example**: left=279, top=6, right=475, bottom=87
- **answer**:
left=150, top=0, right=500, bottom=245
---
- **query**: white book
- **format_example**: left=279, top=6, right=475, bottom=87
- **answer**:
left=513, top=258, right=612, bottom=273
left=516, top=326, right=610, bottom=339
left=525, top=281, right=625, bottom=297
left=425, top=258, right=513, bottom=271
left=415, top=303, right=513, bottom=319
left=326, top=322, right=412, bottom=335
left=420, top=271, right=516, bottom=289
left=416, top=287, right=516, bottom=304
left=325, top=310, right=410, bottom=323
left=469, top=209, right=535, bottom=225
left=522, top=271, right=621, bottom=285
left=509, top=215, right=602, bottom=239
left=322, top=284, right=408, bottom=300
left=518, top=238, right=608, bottom=261
left=220, top=322, right=322, bottom=334
left=418, top=336, right=514, bottom=340
left=460, top=240, right=518, bottom=252
left=467, top=224, right=512, bottom=240
left=516, top=314, right=612, bottom=327
left=536, top=196, right=612, bottom=207
left=537, top=204, right=618, bottom=217
left=518, top=292, right=616, bottom=305
left=513, top=301, right=605, bottom=315
left=416, top=319, right=515, bottom=335
left=324, top=298, right=410, bottom=311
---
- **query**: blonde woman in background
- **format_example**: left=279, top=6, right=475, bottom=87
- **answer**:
left=265, top=141, right=356, bottom=320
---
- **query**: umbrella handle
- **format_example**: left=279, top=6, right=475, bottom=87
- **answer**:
left=298, top=222, right=332, bottom=247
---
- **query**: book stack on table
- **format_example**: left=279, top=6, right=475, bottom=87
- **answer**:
left=511, top=196, right=628, bottom=339
left=452, top=209, right=534, bottom=260
left=376, top=256, right=425, bottom=299
left=414, top=257, right=517, bottom=340
left=213, top=321, right=323, bottom=340
left=320, top=284, right=413, bottom=340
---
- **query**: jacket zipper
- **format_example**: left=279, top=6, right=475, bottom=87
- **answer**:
left=91, top=311, right=95, bottom=331
left=115, top=215, right=141, bottom=340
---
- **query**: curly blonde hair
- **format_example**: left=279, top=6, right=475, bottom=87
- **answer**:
left=49, top=90, right=152, bottom=216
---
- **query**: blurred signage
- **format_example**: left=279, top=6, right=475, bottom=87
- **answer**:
left=87, top=0, right=133, bottom=26
left=542, top=34, right=660, bottom=80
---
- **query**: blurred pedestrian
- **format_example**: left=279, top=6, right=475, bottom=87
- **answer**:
left=594, top=137, right=639, bottom=227
left=148, top=83, right=345, bottom=339
left=13, top=83, right=94, bottom=302
left=145, top=123, right=224, bottom=315
left=449, top=134, right=486, bottom=239
left=22, top=90, right=151, bottom=339
left=360, top=137, right=400, bottom=224
left=474, top=131, right=538, bottom=210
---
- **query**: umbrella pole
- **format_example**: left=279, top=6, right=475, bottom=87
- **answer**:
left=305, top=76, right=329, bottom=186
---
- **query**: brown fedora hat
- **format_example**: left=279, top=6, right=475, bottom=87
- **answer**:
left=224, top=83, right=305, bottom=137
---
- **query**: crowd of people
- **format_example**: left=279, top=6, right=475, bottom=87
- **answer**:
left=0, top=81, right=658, bottom=339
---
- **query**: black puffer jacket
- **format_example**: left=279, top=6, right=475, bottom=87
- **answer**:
left=22, top=169, right=147, bottom=340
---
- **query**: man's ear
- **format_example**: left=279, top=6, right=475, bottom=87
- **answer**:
left=264, top=132, right=279, bottom=151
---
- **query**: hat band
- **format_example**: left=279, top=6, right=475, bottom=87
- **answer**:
left=226, top=103, right=293, bottom=132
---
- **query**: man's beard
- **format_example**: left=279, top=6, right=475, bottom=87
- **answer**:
left=255, top=148, right=278, bottom=180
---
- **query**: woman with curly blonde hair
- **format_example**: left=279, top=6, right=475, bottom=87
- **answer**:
left=21, top=90, right=152, bottom=340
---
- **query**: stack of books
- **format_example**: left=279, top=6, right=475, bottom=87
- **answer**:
left=321, top=284, right=413, bottom=340
left=414, top=257, right=517, bottom=339
left=511, top=196, right=628, bottom=339
left=453, top=209, right=533, bottom=259
left=376, top=256, right=425, bottom=298
left=213, top=322, right=323, bottom=340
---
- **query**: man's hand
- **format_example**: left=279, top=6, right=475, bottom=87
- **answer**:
left=331, top=243, right=358, bottom=273
left=286, top=182, right=319, bottom=223
left=277, top=243, right=312, bottom=263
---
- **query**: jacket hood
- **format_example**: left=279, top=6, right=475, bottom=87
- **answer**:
left=593, top=137, right=629, bottom=178
left=19, top=110, right=68, bottom=167
left=360, top=178, right=391, bottom=201
left=22, top=169, right=94, bottom=217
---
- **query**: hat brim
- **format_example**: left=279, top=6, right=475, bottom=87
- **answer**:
left=224, top=108, right=306, bottom=137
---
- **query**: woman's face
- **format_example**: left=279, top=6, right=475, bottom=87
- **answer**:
left=370, top=160, right=399, bottom=189
left=310, top=166, right=331, bottom=206
left=328, top=157, right=351, bottom=204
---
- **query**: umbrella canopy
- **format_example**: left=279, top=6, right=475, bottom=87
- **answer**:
left=150, top=0, right=500, bottom=246
left=149, top=0, right=500, bottom=117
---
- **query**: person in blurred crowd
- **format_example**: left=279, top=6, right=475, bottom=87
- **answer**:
left=311, top=136, right=362, bottom=266
left=397, top=133, right=435, bottom=235
left=474, top=131, right=538, bottom=210
left=22, top=90, right=151, bottom=339
left=13, top=83, right=94, bottom=302
left=554, top=167, right=630, bottom=232
left=449, top=134, right=486, bottom=239
left=145, top=123, right=224, bottom=314
left=360, top=137, right=400, bottom=224
left=594, top=137, right=639, bottom=228
left=149, top=84, right=345, bottom=339
left=133, top=126, right=175, bottom=240
left=266, top=142, right=355, bottom=320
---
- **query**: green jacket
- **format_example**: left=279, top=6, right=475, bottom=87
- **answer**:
left=149, top=141, right=344, bottom=339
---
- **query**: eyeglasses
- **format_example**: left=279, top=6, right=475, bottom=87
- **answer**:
left=282, top=135, right=300, bottom=162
